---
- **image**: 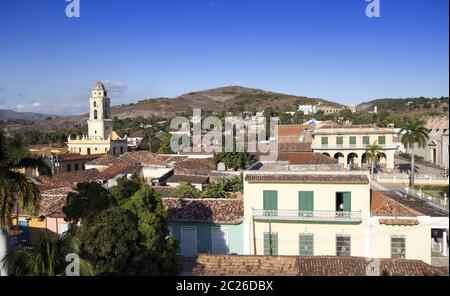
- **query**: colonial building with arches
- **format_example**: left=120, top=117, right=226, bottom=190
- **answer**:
left=310, top=125, right=398, bottom=170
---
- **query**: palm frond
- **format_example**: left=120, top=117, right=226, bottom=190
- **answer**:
left=6, top=170, right=40, bottom=217
left=13, top=156, right=52, bottom=176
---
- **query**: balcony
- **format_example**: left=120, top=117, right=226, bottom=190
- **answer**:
left=252, top=209, right=362, bottom=224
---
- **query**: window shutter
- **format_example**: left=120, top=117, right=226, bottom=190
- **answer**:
left=343, top=192, right=351, bottom=212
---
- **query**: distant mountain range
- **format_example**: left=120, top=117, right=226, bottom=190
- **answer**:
left=0, top=109, right=55, bottom=121
left=1, top=86, right=448, bottom=133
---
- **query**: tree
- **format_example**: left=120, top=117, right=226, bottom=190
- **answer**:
left=172, top=182, right=202, bottom=199
left=158, top=132, right=173, bottom=154
left=122, top=184, right=179, bottom=275
left=213, top=152, right=255, bottom=171
left=63, top=182, right=112, bottom=225
left=365, top=141, right=384, bottom=180
left=203, top=178, right=232, bottom=199
left=0, top=128, right=50, bottom=276
left=3, top=232, right=93, bottom=276
left=78, top=207, right=141, bottom=275
left=292, top=111, right=304, bottom=124
left=399, top=118, right=429, bottom=187
left=73, top=180, right=180, bottom=275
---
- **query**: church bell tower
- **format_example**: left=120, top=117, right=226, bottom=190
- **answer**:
left=87, top=81, right=113, bottom=140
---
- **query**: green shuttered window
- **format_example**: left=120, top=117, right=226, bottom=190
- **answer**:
left=349, top=136, right=356, bottom=145
left=263, top=190, right=278, bottom=216
left=336, top=136, right=343, bottom=145
left=378, top=136, right=386, bottom=145
left=298, top=191, right=314, bottom=217
left=264, top=232, right=278, bottom=256
left=343, top=192, right=351, bottom=212
left=299, top=234, right=314, bottom=256
left=321, top=137, right=328, bottom=145
left=363, top=136, right=370, bottom=145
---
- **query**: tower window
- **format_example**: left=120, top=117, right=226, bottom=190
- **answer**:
left=93, top=102, right=97, bottom=107
left=94, top=110, right=98, bottom=119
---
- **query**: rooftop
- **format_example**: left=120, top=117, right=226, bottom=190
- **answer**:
left=166, top=174, right=210, bottom=184
left=192, top=255, right=447, bottom=276
left=162, top=197, right=243, bottom=224
left=93, top=81, right=105, bottom=90
left=245, top=173, right=369, bottom=184
left=371, top=190, right=448, bottom=217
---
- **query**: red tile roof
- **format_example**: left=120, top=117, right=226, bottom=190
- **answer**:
left=166, top=175, right=209, bottom=184
left=379, top=219, right=420, bottom=226
left=193, top=255, right=448, bottom=276
left=371, top=190, right=421, bottom=217
left=277, top=124, right=310, bottom=138
left=162, top=197, right=243, bottom=224
left=278, top=142, right=312, bottom=152
left=285, top=152, right=337, bottom=165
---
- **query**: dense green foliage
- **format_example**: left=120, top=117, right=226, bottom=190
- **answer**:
left=213, top=152, right=255, bottom=171
left=0, top=129, right=50, bottom=225
left=65, top=179, right=180, bottom=276
left=5, top=233, right=94, bottom=276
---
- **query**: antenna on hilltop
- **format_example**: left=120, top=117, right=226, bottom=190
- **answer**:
left=235, top=75, right=240, bottom=87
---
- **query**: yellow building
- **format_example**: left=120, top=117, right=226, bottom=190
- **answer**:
left=243, top=170, right=449, bottom=264
left=67, top=81, right=127, bottom=156
left=311, top=125, right=398, bottom=169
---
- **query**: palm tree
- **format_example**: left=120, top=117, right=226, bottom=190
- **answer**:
left=3, top=232, right=94, bottom=276
left=365, top=141, right=384, bottom=180
left=399, top=118, right=429, bottom=187
left=0, top=129, right=50, bottom=276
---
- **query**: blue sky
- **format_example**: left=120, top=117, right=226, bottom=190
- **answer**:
left=0, top=0, right=448, bottom=115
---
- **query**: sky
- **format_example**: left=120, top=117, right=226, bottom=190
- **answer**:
left=0, top=0, right=448, bottom=115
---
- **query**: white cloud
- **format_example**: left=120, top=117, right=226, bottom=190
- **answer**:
left=15, top=102, right=43, bottom=111
left=103, top=80, right=128, bottom=98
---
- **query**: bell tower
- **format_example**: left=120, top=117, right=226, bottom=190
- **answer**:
left=87, top=81, right=113, bottom=140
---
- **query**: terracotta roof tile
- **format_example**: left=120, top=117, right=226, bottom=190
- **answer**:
left=162, top=197, right=243, bottom=224
left=379, top=219, right=420, bottom=226
left=286, top=152, right=337, bottom=165
left=193, top=255, right=448, bottom=276
left=277, top=124, right=310, bottom=138
left=278, top=142, right=312, bottom=152
left=245, top=174, right=369, bottom=184
left=173, top=158, right=215, bottom=175
left=371, top=190, right=420, bottom=217
left=166, top=175, right=209, bottom=184
left=371, top=190, right=448, bottom=217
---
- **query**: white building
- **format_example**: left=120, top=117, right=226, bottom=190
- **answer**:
left=242, top=168, right=449, bottom=264
left=298, top=105, right=318, bottom=115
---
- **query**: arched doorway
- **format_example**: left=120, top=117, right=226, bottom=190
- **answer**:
left=378, top=152, right=387, bottom=167
left=322, top=153, right=330, bottom=157
left=347, top=153, right=359, bottom=168
left=361, top=153, right=368, bottom=167
left=334, top=152, right=345, bottom=165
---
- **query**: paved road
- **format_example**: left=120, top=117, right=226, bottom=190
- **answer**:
left=394, top=156, right=446, bottom=177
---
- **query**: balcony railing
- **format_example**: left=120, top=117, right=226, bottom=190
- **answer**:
left=252, top=209, right=362, bottom=223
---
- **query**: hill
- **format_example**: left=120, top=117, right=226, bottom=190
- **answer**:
left=0, top=109, right=55, bottom=121
left=357, top=97, right=449, bottom=116
left=109, top=86, right=343, bottom=119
